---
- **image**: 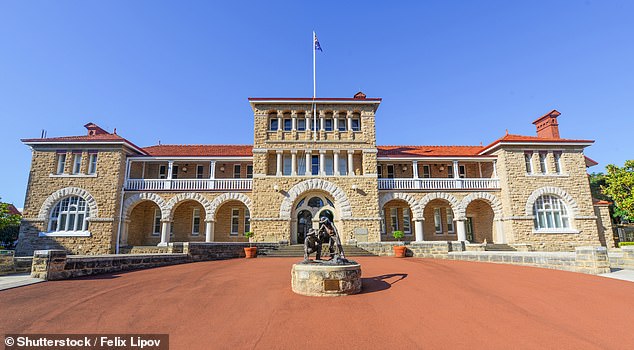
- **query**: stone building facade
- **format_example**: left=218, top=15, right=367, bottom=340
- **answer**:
left=16, top=93, right=613, bottom=256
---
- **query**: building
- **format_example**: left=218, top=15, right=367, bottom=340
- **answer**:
left=15, top=93, right=614, bottom=256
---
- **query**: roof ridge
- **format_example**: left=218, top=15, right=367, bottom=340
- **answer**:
left=143, top=144, right=253, bottom=147
left=378, top=145, right=483, bottom=148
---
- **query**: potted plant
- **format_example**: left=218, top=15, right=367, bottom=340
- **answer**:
left=244, top=231, right=257, bottom=258
left=392, top=230, right=406, bottom=258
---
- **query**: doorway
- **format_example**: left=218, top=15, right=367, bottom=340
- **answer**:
left=297, top=210, right=312, bottom=244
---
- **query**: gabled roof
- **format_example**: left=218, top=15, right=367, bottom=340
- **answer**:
left=377, top=145, right=486, bottom=158
left=142, top=145, right=253, bottom=157
left=479, top=134, right=594, bottom=155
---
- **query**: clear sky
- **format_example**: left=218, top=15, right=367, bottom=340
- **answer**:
left=1, top=1, right=633, bottom=208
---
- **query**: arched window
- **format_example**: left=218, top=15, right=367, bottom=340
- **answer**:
left=533, top=195, right=569, bottom=230
left=49, top=196, right=90, bottom=232
left=307, top=197, right=324, bottom=208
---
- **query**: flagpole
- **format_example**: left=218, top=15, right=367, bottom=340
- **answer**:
left=312, top=31, right=317, bottom=141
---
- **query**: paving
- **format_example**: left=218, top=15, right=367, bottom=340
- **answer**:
left=1, top=257, right=633, bottom=349
left=0, top=273, right=43, bottom=291
left=600, top=268, right=634, bottom=282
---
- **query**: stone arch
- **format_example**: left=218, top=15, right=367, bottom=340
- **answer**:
left=460, top=192, right=503, bottom=220
left=209, top=193, right=252, bottom=221
left=122, top=193, right=170, bottom=220
left=379, top=192, right=423, bottom=220
left=525, top=186, right=579, bottom=217
left=166, top=192, right=213, bottom=220
left=38, top=187, right=99, bottom=220
left=280, top=179, right=352, bottom=220
left=419, top=192, right=463, bottom=219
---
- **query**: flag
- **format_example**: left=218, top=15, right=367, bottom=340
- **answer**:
left=314, top=33, right=323, bottom=52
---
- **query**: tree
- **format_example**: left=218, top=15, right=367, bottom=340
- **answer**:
left=602, top=160, right=634, bottom=223
left=0, top=198, right=21, bottom=249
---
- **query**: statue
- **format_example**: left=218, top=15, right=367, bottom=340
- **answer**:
left=318, top=217, right=346, bottom=261
left=303, top=228, right=323, bottom=261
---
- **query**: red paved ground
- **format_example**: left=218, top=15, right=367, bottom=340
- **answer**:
left=1, top=257, right=633, bottom=349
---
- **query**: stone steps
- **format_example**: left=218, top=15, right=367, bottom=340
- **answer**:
left=485, top=244, right=516, bottom=252
left=262, top=245, right=376, bottom=257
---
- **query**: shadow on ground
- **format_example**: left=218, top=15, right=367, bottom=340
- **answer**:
left=360, top=273, right=407, bottom=294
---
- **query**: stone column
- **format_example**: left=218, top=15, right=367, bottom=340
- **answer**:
left=305, top=111, right=311, bottom=132
left=347, top=111, right=353, bottom=131
left=495, top=220, right=506, bottom=244
left=291, top=111, right=297, bottom=131
left=205, top=220, right=215, bottom=242
left=456, top=219, right=467, bottom=242
left=159, top=220, right=171, bottom=246
left=209, top=161, right=216, bottom=179
left=414, top=219, right=424, bottom=242
left=319, top=150, right=326, bottom=176
left=493, top=160, right=498, bottom=178
left=121, top=219, right=130, bottom=246
left=165, top=160, right=174, bottom=189
left=334, top=151, right=340, bottom=176
left=319, top=111, right=325, bottom=131
left=277, top=111, right=283, bottom=130
left=333, top=111, right=339, bottom=131
left=305, top=151, right=312, bottom=175
left=348, top=151, right=354, bottom=176
left=291, top=151, right=297, bottom=176
left=276, top=151, right=283, bottom=176
left=412, top=161, right=419, bottom=178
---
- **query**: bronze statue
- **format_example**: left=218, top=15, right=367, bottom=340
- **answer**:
left=318, top=217, right=346, bottom=261
left=303, top=228, right=322, bottom=261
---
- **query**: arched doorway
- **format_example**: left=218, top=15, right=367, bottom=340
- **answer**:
left=465, top=199, right=495, bottom=243
left=380, top=199, right=414, bottom=241
left=127, top=200, right=162, bottom=246
left=291, top=193, right=337, bottom=244
left=422, top=199, right=457, bottom=241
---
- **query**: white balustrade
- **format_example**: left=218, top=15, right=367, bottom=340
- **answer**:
left=378, top=178, right=500, bottom=190
left=125, top=179, right=252, bottom=191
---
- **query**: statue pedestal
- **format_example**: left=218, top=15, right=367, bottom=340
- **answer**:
left=291, top=261, right=362, bottom=297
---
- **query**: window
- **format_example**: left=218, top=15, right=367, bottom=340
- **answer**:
left=283, top=155, right=292, bottom=176
left=88, top=153, right=98, bottom=175
left=246, top=165, right=253, bottom=178
left=48, top=196, right=90, bottom=232
left=422, top=165, right=430, bottom=178
left=72, top=153, right=82, bottom=174
left=324, top=154, right=334, bottom=176
left=377, top=165, right=383, bottom=178
left=403, top=208, right=411, bottom=234
left=337, top=119, right=347, bottom=131
left=298, top=154, right=307, bottom=175
left=234, top=164, right=241, bottom=178
left=459, top=165, right=466, bottom=178
left=387, top=165, right=394, bottom=179
left=172, top=165, right=179, bottom=179
left=297, top=118, right=306, bottom=131
left=231, top=209, right=240, bottom=235
left=434, top=208, right=442, bottom=234
left=308, top=197, right=324, bottom=208
left=447, top=165, right=454, bottom=178
left=283, top=118, right=292, bottom=131
left=244, top=209, right=251, bottom=233
left=338, top=156, right=348, bottom=175
left=153, top=209, right=161, bottom=235
left=311, top=155, right=319, bottom=175
left=270, top=118, right=278, bottom=131
left=380, top=209, right=386, bottom=235
left=554, top=152, right=562, bottom=174
left=324, top=118, right=333, bottom=131
left=390, top=208, right=398, bottom=232
left=524, top=152, right=533, bottom=174
left=539, top=152, right=548, bottom=174
left=351, top=118, right=360, bottom=131
left=56, top=153, right=66, bottom=174
left=196, top=165, right=204, bottom=179
left=446, top=208, right=454, bottom=233
left=159, top=165, right=167, bottom=179
left=192, top=208, right=200, bottom=235
left=533, top=195, right=570, bottom=230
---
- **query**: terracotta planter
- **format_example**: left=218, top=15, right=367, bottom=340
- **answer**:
left=393, top=245, right=407, bottom=258
left=244, top=247, right=258, bottom=258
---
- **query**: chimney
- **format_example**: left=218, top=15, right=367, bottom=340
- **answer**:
left=532, top=110, right=561, bottom=139
left=353, top=91, right=366, bottom=99
left=84, top=122, right=109, bottom=136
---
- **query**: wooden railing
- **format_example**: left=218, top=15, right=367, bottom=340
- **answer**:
left=378, top=178, right=500, bottom=190
left=125, top=179, right=252, bottom=191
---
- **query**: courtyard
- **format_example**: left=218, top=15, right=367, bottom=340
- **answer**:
left=1, top=257, right=633, bottom=349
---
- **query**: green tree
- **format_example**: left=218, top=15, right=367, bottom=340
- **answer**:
left=0, top=198, right=22, bottom=249
left=602, top=160, right=634, bottom=222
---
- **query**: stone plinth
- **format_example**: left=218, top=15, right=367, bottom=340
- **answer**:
left=291, top=261, right=361, bottom=297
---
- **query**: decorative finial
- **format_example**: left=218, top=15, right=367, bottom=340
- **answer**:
left=113, top=128, right=117, bottom=134
left=505, top=129, right=509, bottom=135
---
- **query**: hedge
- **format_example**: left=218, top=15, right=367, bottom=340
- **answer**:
left=618, top=242, right=634, bottom=247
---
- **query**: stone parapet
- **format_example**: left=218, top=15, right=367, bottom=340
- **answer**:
left=0, top=250, right=15, bottom=275
left=574, top=246, right=610, bottom=274
left=608, top=247, right=634, bottom=270
left=450, top=251, right=579, bottom=272
left=357, top=241, right=465, bottom=258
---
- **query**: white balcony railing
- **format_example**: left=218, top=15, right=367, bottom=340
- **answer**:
left=378, top=178, right=500, bottom=190
left=125, top=179, right=252, bottom=191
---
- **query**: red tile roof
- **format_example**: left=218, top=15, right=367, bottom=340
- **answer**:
left=584, top=156, right=599, bottom=167
left=6, top=204, right=21, bottom=216
left=142, top=145, right=253, bottom=157
left=480, top=134, right=594, bottom=154
left=377, top=145, right=486, bottom=157
left=22, top=134, right=128, bottom=143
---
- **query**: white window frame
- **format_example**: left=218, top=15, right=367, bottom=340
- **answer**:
left=387, top=165, right=395, bottom=179
left=422, top=165, right=430, bottom=178
left=337, top=119, right=347, bottom=131
left=297, top=118, right=306, bottom=131
left=244, top=208, right=250, bottom=233
left=434, top=208, right=442, bottom=234
left=324, top=118, right=333, bottom=131
left=447, top=165, right=454, bottom=178
left=524, top=152, right=534, bottom=174
left=459, top=165, right=466, bottom=178
left=539, top=152, right=548, bottom=174
left=56, top=153, right=66, bottom=174
left=403, top=208, right=411, bottom=234
left=152, top=208, right=161, bottom=236
left=231, top=209, right=240, bottom=235
left=554, top=151, right=563, bottom=174
left=88, top=153, right=98, bottom=175
left=192, top=208, right=200, bottom=236
left=42, top=196, right=91, bottom=237
left=446, top=208, right=454, bottom=233
left=533, top=195, right=572, bottom=232
left=246, top=165, right=253, bottom=178
left=351, top=118, right=360, bottom=131
left=233, top=164, right=241, bottom=178
left=270, top=118, right=278, bottom=131
left=390, top=208, right=398, bottom=232
left=196, top=165, right=204, bottom=179
left=283, top=155, right=292, bottom=176
left=159, top=165, right=167, bottom=179
left=72, top=153, right=82, bottom=174
left=380, top=209, right=386, bottom=235
left=283, top=118, right=292, bottom=131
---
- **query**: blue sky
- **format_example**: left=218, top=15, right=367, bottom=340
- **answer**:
left=1, top=1, right=632, bottom=208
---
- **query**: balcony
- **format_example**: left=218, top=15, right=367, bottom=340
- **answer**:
left=378, top=178, right=500, bottom=191
left=125, top=178, right=252, bottom=191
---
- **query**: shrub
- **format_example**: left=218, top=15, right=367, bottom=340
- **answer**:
left=0, top=225, right=19, bottom=250
left=392, top=230, right=404, bottom=242
left=618, top=241, right=634, bottom=247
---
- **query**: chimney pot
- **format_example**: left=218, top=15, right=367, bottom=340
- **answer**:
left=532, top=110, right=561, bottom=139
